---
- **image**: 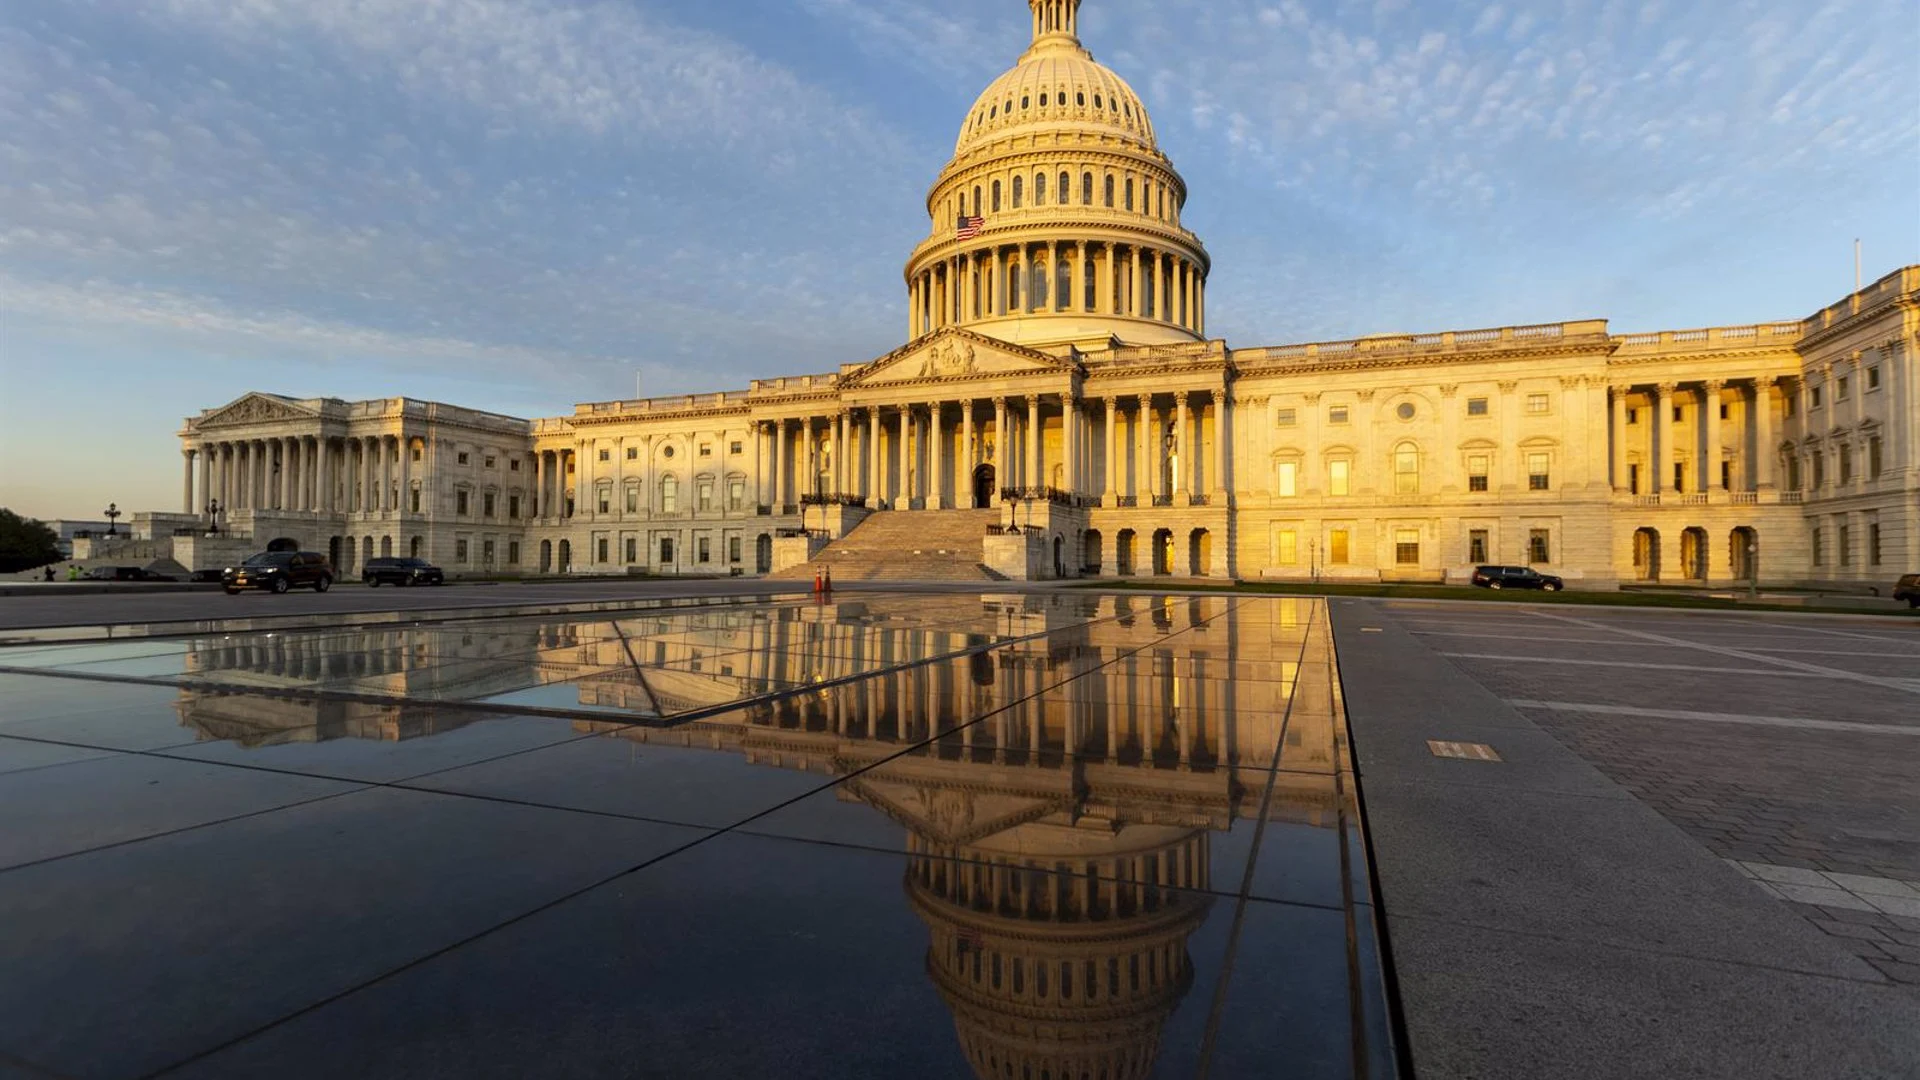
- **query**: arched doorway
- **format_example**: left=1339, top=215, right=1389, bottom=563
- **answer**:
left=361, top=536, right=374, bottom=568
left=1633, top=527, right=1661, bottom=581
left=1052, top=535, right=1064, bottom=578
left=756, top=533, right=773, bottom=573
left=266, top=536, right=300, bottom=552
left=1083, top=530, right=1103, bottom=576
left=409, top=536, right=422, bottom=558
left=327, top=536, right=342, bottom=570
left=1115, top=529, right=1136, bottom=576
left=1681, top=527, right=1708, bottom=581
left=1152, top=528, right=1173, bottom=575
left=380, top=535, right=393, bottom=558
left=539, top=539, right=552, bottom=573
left=1189, top=529, right=1212, bottom=576
left=557, top=539, right=572, bottom=573
left=1730, top=527, right=1758, bottom=582
left=972, top=464, right=995, bottom=509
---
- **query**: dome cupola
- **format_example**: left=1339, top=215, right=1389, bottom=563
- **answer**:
left=904, top=0, right=1210, bottom=351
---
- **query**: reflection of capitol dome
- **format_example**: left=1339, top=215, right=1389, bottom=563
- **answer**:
left=905, top=0, right=1209, bottom=351
left=904, top=822, right=1212, bottom=1080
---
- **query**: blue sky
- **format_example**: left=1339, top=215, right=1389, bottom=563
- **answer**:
left=2, top=0, right=1915, bottom=519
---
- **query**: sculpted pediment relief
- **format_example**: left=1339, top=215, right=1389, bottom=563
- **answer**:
left=196, top=393, right=315, bottom=428
left=847, top=328, right=1077, bottom=389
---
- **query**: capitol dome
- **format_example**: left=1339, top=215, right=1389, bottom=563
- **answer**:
left=903, top=0, right=1209, bottom=351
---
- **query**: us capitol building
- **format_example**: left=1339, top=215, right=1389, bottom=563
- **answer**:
left=120, top=0, right=1915, bottom=588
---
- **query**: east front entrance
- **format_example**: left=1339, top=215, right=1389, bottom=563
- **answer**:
left=972, top=464, right=995, bottom=509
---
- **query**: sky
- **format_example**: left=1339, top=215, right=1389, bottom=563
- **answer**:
left=1, top=0, right=1915, bottom=520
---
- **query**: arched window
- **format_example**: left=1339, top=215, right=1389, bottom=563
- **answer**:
left=1007, top=259, right=1022, bottom=310
left=1030, top=259, right=1047, bottom=310
left=1039, top=92, right=1048, bottom=107
left=1157, top=186, right=1165, bottom=219
left=1021, top=95, right=1030, bottom=109
left=1084, top=254, right=1096, bottom=309
left=1104, top=175, right=1115, bottom=207
left=1055, top=258, right=1070, bottom=311
left=1394, top=444, right=1419, bottom=495
left=1012, top=175, right=1023, bottom=208
left=1094, top=94, right=1103, bottom=109
left=1142, top=259, right=1154, bottom=318
left=1124, top=177, right=1135, bottom=211
left=1081, top=171, right=1093, bottom=204
left=983, top=263, right=995, bottom=315
left=1076, top=91, right=1085, bottom=106
left=1058, top=171, right=1070, bottom=204
left=1034, top=172, right=1046, bottom=205
left=991, top=180, right=1001, bottom=212
left=989, top=104, right=997, bottom=119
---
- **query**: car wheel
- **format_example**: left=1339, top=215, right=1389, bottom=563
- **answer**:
left=271, top=578, right=290, bottom=594
left=1543, top=582, right=1562, bottom=592
left=314, top=575, right=332, bottom=593
left=1487, top=581, right=1502, bottom=590
left=223, top=587, right=240, bottom=596
left=367, top=578, right=379, bottom=587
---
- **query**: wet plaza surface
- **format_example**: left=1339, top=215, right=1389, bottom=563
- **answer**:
left=0, top=593, right=1395, bottom=1079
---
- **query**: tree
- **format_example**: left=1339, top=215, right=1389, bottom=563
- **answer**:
left=0, top=509, right=63, bottom=573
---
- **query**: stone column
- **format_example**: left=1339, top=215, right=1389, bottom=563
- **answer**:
left=772, top=420, right=786, bottom=510
left=1610, top=386, right=1629, bottom=493
left=182, top=449, right=196, bottom=513
left=867, top=410, right=881, bottom=506
left=1654, top=382, right=1675, bottom=494
left=200, top=446, right=214, bottom=515
left=1210, top=390, right=1228, bottom=500
left=1174, top=393, right=1189, bottom=495
left=1753, top=378, right=1777, bottom=490
left=280, top=438, right=294, bottom=510
left=929, top=402, right=945, bottom=508
left=992, top=397, right=1007, bottom=507
left=1703, top=380, right=1725, bottom=492
left=399, top=434, right=412, bottom=515
left=896, top=407, right=910, bottom=505
left=1129, top=246, right=1142, bottom=317
left=533, top=451, right=545, bottom=519
left=961, top=399, right=975, bottom=476
left=1136, top=395, right=1152, bottom=501
left=1063, top=396, right=1079, bottom=496
left=1102, top=398, right=1118, bottom=504
left=1026, top=396, right=1042, bottom=490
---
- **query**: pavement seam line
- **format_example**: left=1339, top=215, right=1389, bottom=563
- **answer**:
left=1524, top=610, right=1920, bottom=694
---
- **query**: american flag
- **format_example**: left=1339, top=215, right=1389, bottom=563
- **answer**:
left=955, top=214, right=984, bottom=240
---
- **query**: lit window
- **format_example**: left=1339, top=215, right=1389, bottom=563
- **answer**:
left=698, top=482, right=714, bottom=511
left=625, top=487, right=638, bottom=513
left=1328, top=529, right=1350, bottom=564
left=1394, top=529, right=1420, bottom=565
left=729, top=480, right=745, bottom=510
left=1329, top=460, right=1350, bottom=496
left=1276, top=529, right=1298, bottom=565
left=1529, top=529, right=1551, bottom=564
left=1526, top=393, right=1549, bottom=415
left=1394, top=446, right=1419, bottom=495
left=1528, top=453, right=1551, bottom=490
left=1276, top=461, right=1298, bottom=497
left=1468, top=454, right=1490, bottom=492
left=1467, top=397, right=1488, bottom=417
left=661, top=475, right=678, bottom=513
left=1276, top=407, right=1296, bottom=426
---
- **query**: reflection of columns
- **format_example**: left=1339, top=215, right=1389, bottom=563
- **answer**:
left=991, top=397, right=1007, bottom=508
left=1654, top=382, right=1675, bottom=494
left=929, top=402, right=945, bottom=509
left=1102, top=397, right=1117, bottom=504
left=1026, top=396, right=1042, bottom=489
left=1702, top=381, right=1724, bottom=492
left=1136, top=395, right=1152, bottom=501
left=1752, top=378, right=1776, bottom=490
left=281, top=437, right=295, bottom=510
left=1610, top=386, right=1629, bottom=493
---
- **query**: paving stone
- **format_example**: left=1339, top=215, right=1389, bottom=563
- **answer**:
left=1810, top=920, right=1889, bottom=942
left=1866, top=959, right=1920, bottom=985
left=1880, top=941, right=1920, bottom=966
left=1742, top=862, right=1829, bottom=887
left=1815, top=906, right=1892, bottom=927
left=1821, top=873, right=1920, bottom=899
left=1774, top=883, right=1879, bottom=910
left=1863, top=894, right=1920, bottom=918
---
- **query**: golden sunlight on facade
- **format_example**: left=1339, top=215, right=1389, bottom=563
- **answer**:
left=110, top=0, right=1915, bottom=588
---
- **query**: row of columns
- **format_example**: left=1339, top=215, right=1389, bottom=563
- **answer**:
left=183, top=435, right=413, bottom=517
left=530, top=448, right=581, bottom=520
left=1609, top=378, right=1775, bottom=495
left=755, top=390, right=1229, bottom=510
left=910, top=241, right=1204, bottom=339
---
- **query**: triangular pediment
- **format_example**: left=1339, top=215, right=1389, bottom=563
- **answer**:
left=194, top=392, right=318, bottom=428
left=844, top=775, right=1068, bottom=846
left=843, top=327, right=1080, bottom=389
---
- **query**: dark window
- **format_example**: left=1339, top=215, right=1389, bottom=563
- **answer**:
left=697, top=536, right=711, bottom=563
left=1082, top=171, right=1093, bottom=204
left=483, top=492, right=495, bottom=517
left=1673, top=462, right=1685, bottom=491
left=1468, top=530, right=1488, bottom=563
left=1012, top=176, right=1023, bottom=208
left=455, top=490, right=468, bottom=515
left=456, top=452, right=469, bottom=465
left=660, top=538, right=675, bottom=563
left=507, top=542, right=519, bottom=564
left=1529, top=530, right=1550, bottom=564
left=1103, top=175, right=1114, bottom=207
left=596, top=538, right=608, bottom=562
left=1869, top=523, right=1882, bottom=565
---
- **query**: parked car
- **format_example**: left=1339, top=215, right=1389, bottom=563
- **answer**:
left=84, top=566, right=177, bottom=582
left=222, top=551, right=333, bottom=594
left=1470, top=565, right=1565, bottom=592
left=363, top=557, right=445, bottom=587
left=1895, top=573, right=1920, bottom=609
left=188, top=569, right=225, bottom=583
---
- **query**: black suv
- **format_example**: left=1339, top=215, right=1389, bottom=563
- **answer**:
left=363, top=557, right=445, bottom=587
left=1470, top=565, right=1565, bottom=592
left=1895, top=574, right=1920, bottom=609
left=223, top=551, right=333, bottom=594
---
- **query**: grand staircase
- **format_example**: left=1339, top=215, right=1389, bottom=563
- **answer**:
left=771, top=509, right=1005, bottom=582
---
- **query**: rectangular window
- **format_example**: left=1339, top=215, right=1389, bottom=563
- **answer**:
left=1673, top=462, right=1686, bottom=492
left=1394, top=529, right=1420, bottom=566
left=1838, top=524, right=1851, bottom=566
left=1811, top=527, right=1822, bottom=565
left=660, top=538, right=675, bottom=564
left=626, top=447, right=638, bottom=460
left=1626, top=407, right=1639, bottom=424
left=698, top=483, right=714, bottom=512
left=1528, top=453, right=1551, bottom=491
left=597, top=491, right=610, bottom=514
left=1329, top=460, right=1350, bottom=497
left=1812, top=452, right=1824, bottom=488
left=1870, top=437, right=1883, bottom=479
left=1276, top=529, right=1298, bottom=565
left=1837, top=376, right=1849, bottom=397
left=1867, top=366, right=1881, bottom=390
left=1811, top=386, right=1823, bottom=408
left=697, top=536, right=711, bottom=563
left=1526, top=393, right=1549, bottom=415
left=1276, top=407, right=1296, bottom=427
left=484, top=456, right=495, bottom=469
left=1328, top=405, right=1349, bottom=425
left=1468, top=455, right=1489, bottom=493
left=481, top=539, right=494, bottom=564
left=1528, top=529, right=1550, bottom=564
left=1840, top=448, right=1853, bottom=484
left=410, top=488, right=421, bottom=513
left=729, top=481, right=746, bottom=511
left=412, top=447, right=423, bottom=462
left=1328, top=529, right=1350, bottom=565
left=596, top=538, right=609, bottom=563
left=1276, top=462, right=1298, bottom=498
left=457, top=452, right=470, bottom=465
left=1468, top=529, right=1488, bottom=563
left=1672, top=405, right=1684, bottom=422
left=508, top=495, right=520, bottom=519
left=1869, top=523, right=1882, bottom=565
left=455, top=490, right=469, bottom=516
left=625, top=488, right=638, bottom=513
left=455, top=539, right=468, bottom=562
left=1785, top=395, right=1796, bottom=417
left=730, top=441, right=744, bottom=455
left=625, top=538, right=637, bottom=563
left=1467, top=397, right=1489, bottom=417
left=1721, top=461, right=1731, bottom=490
left=699, top=444, right=713, bottom=458
left=510, top=458, right=520, bottom=471
left=1629, top=463, right=1640, bottom=493
left=597, top=448, right=610, bottom=462
left=507, top=541, right=519, bottom=565
left=729, top=536, right=743, bottom=563
left=1788, top=456, right=1802, bottom=490
left=1719, top=403, right=1729, bottom=420
left=483, top=493, right=495, bottom=517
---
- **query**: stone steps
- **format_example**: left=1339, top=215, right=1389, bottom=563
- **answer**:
left=770, top=509, right=1004, bottom=582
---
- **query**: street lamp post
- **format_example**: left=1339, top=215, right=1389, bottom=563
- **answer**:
left=102, top=503, right=120, bottom=537
left=205, top=499, right=222, bottom=537
left=1747, top=539, right=1759, bottom=600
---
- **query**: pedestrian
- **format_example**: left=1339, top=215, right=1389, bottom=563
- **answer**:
left=43, top=565, right=54, bottom=582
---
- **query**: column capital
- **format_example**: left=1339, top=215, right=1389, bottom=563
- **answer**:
left=1655, top=381, right=1678, bottom=395
left=1702, top=378, right=1727, bottom=393
left=1608, top=383, right=1631, bottom=401
left=1752, top=374, right=1777, bottom=389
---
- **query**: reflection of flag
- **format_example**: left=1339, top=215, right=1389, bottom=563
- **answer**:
left=956, top=214, right=984, bottom=240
